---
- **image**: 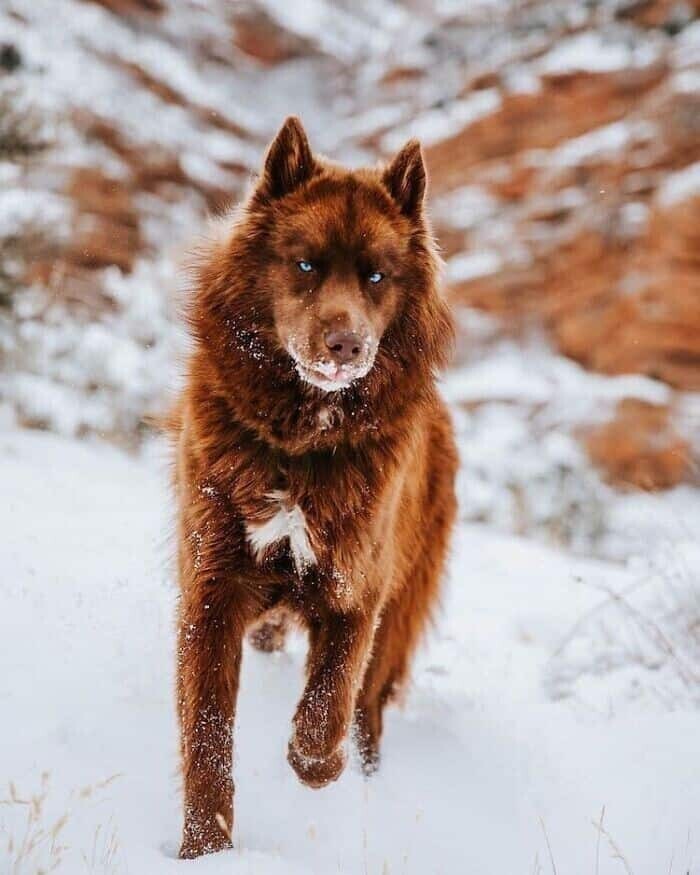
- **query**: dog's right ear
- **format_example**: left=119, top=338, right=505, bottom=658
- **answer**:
left=382, top=139, right=426, bottom=220
left=257, top=116, right=316, bottom=200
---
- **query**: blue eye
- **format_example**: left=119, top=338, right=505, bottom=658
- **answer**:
left=297, top=260, right=314, bottom=273
left=368, top=271, right=384, bottom=284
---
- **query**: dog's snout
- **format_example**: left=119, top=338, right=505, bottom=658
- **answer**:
left=324, top=330, right=363, bottom=365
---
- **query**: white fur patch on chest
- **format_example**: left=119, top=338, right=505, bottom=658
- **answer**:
left=318, top=407, right=332, bottom=430
left=317, top=405, right=343, bottom=431
left=246, top=490, right=316, bottom=574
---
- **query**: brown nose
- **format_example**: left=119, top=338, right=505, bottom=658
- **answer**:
left=324, top=330, right=363, bottom=365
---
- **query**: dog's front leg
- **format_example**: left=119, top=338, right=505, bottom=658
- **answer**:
left=177, top=585, right=248, bottom=859
left=289, top=607, right=377, bottom=787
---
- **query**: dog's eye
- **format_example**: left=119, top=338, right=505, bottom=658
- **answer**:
left=368, top=271, right=384, bottom=284
left=297, top=260, right=314, bottom=273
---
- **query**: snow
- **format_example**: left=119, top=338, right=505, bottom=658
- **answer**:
left=0, top=188, right=69, bottom=239
left=2, top=425, right=700, bottom=874
left=541, top=120, right=656, bottom=169
left=381, top=89, right=501, bottom=150
left=443, top=338, right=671, bottom=410
left=439, top=335, right=689, bottom=558
left=503, top=64, right=542, bottom=95
left=446, top=250, right=502, bottom=283
left=538, top=32, right=660, bottom=76
left=2, top=258, right=185, bottom=438
left=548, top=537, right=700, bottom=712
left=657, top=160, right=700, bottom=208
left=433, top=184, right=500, bottom=230
left=253, top=0, right=407, bottom=61
left=1, top=0, right=263, bottom=148
left=673, top=19, right=700, bottom=69
left=671, top=68, right=700, bottom=93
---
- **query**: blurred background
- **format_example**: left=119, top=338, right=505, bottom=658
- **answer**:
left=2, top=0, right=699, bottom=554
left=2, top=2, right=700, bottom=871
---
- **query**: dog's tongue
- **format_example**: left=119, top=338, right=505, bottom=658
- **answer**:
left=315, top=360, right=341, bottom=381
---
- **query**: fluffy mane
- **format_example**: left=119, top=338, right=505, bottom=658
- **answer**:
left=185, top=160, right=454, bottom=456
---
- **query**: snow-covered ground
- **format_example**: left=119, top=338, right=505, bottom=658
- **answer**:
left=2, top=427, right=700, bottom=874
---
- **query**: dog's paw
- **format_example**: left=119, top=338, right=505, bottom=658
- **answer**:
left=353, top=706, right=382, bottom=777
left=179, top=820, right=232, bottom=859
left=292, top=694, right=346, bottom=764
left=287, top=737, right=346, bottom=788
left=248, top=616, right=288, bottom=653
left=358, top=744, right=380, bottom=777
left=178, top=837, right=232, bottom=860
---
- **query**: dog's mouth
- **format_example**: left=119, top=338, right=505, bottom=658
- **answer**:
left=288, top=344, right=376, bottom=392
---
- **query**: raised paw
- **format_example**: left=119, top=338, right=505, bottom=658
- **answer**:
left=287, top=736, right=347, bottom=788
left=292, top=690, right=346, bottom=764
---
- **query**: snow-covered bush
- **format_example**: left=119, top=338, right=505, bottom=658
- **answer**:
left=0, top=84, right=55, bottom=309
left=443, top=318, right=673, bottom=554
left=0, top=80, right=185, bottom=441
left=454, top=400, right=608, bottom=552
left=0, top=83, right=51, bottom=160
left=546, top=539, right=700, bottom=710
left=2, top=257, right=185, bottom=440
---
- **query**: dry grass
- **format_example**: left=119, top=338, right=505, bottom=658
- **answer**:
left=1, top=773, right=68, bottom=874
left=592, top=808, right=634, bottom=875
left=532, top=809, right=637, bottom=875
left=0, top=86, right=51, bottom=161
left=547, top=538, right=700, bottom=711
left=0, top=222, right=55, bottom=309
left=81, top=820, right=121, bottom=874
left=538, top=816, right=558, bottom=875
left=0, top=773, right=123, bottom=874
left=0, top=85, right=56, bottom=313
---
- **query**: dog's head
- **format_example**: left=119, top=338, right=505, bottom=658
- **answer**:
left=247, top=117, right=442, bottom=392
left=194, top=117, right=452, bottom=447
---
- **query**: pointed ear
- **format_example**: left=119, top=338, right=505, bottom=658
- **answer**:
left=382, top=139, right=426, bottom=219
left=258, top=116, right=316, bottom=200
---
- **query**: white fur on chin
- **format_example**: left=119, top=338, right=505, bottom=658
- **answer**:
left=295, top=365, right=355, bottom=392
left=288, top=345, right=375, bottom=393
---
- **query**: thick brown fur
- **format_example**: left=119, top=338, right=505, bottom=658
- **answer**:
left=172, top=117, right=458, bottom=859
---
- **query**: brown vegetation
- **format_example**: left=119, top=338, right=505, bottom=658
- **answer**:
left=584, top=399, right=690, bottom=489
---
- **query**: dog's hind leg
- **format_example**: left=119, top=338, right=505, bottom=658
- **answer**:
left=355, top=422, right=457, bottom=775
left=353, top=559, right=440, bottom=775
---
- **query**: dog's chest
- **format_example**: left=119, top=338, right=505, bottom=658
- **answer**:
left=245, top=490, right=316, bottom=575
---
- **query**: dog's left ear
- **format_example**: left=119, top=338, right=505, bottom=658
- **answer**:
left=258, top=116, right=316, bottom=200
left=382, top=139, right=426, bottom=220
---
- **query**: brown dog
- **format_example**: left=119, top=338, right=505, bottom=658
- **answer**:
left=172, top=117, right=457, bottom=859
